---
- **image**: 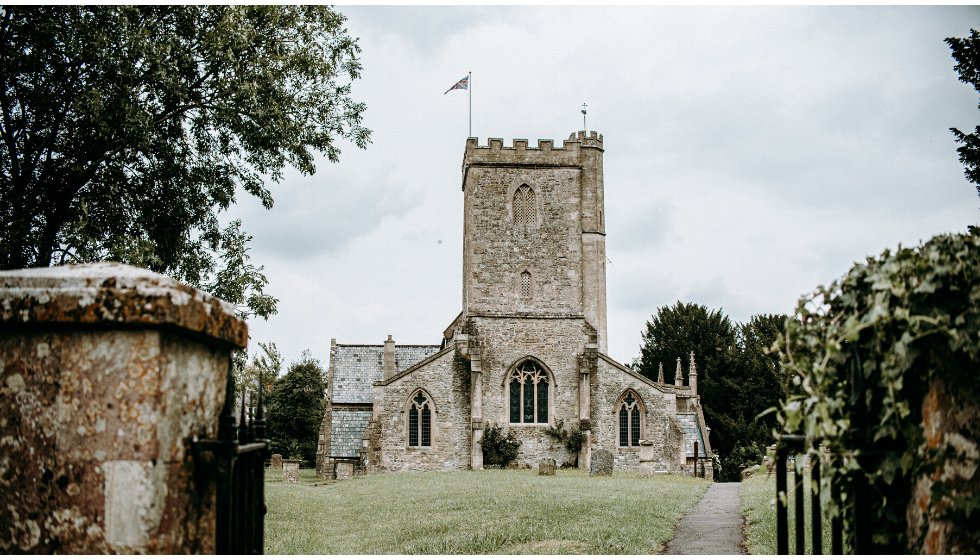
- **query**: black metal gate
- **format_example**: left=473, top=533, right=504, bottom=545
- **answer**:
left=774, top=348, right=878, bottom=555
left=774, top=435, right=844, bottom=554
left=194, top=361, right=270, bottom=554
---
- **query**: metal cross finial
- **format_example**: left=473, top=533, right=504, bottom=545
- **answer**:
left=581, top=103, right=587, bottom=132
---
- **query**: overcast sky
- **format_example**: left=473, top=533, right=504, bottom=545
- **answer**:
left=230, top=5, right=980, bottom=370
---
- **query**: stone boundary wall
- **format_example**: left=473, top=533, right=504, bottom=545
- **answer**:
left=0, top=263, right=245, bottom=553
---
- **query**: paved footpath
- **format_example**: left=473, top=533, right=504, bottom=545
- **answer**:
left=662, top=482, right=746, bottom=555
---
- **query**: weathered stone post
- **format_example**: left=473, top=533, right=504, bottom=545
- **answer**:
left=0, top=263, right=247, bottom=554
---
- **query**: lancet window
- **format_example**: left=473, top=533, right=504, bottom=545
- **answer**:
left=407, top=390, right=432, bottom=447
left=513, top=185, right=536, bottom=227
left=508, top=360, right=549, bottom=424
left=520, top=271, right=531, bottom=299
left=618, top=390, right=643, bottom=447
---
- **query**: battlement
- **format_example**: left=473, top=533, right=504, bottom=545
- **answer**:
left=465, top=131, right=602, bottom=152
left=464, top=130, right=603, bottom=168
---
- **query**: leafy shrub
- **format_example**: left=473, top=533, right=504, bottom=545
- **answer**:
left=776, top=230, right=979, bottom=552
left=544, top=419, right=585, bottom=466
left=479, top=423, right=521, bottom=467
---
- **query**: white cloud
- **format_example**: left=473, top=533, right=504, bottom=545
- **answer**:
left=243, top=6, right=980, bottom=368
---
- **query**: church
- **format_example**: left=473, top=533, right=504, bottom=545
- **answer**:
left=315, top=131, right=712, bottom=480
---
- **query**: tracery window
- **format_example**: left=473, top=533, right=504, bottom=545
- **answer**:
left=520, top=271, right=531, bottom=299
left=513, top=185, right=536, bottom=227
left=508, top=360, right=549, bottom=424
left=407, top=390, right=432, bottom=447
left=618, top=391, right=643, bottom=447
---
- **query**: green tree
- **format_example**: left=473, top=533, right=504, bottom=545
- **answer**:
left=727, top=313, right=790, bottom=474
left=633, top=303, right=790, bottom=480
left=633, top=301, right=741, bottom=479
left=266, top=350, right=326, bottom=466
left=633, top=301, right=738, bottom=386
left=946, top=29, right=980, bottom=198
left=236, top=341, right=282, bottom=406
left=0, top=6, right=370, bottom=317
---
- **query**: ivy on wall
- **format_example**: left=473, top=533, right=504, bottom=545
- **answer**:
left=775, top=230, right=979, bottom=552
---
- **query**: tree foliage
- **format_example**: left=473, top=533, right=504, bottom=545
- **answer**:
left=776, top=231, right=980, bottom=552
left=266, top=350, right=326, bottom=466
left=633, top=302, right=789, bottom=481
left=235, top=341, right=281, bottom=406
left=0, top=6, right=370, bottom=317
left=946, top=29, right=980, bottom=198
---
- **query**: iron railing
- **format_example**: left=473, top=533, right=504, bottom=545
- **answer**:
left=194, top=361, right=269, bottom=554
left=775, top=347, right=877, bottom=555
left=774, top=435, right=844, bottom=555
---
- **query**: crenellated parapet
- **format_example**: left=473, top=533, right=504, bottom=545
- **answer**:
left=462, top=130, right=603, bottom=179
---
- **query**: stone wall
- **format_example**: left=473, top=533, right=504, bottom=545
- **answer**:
left=907, top=377, right=979, bottom=554
left=592, top=357, right=685, bottom=472
left=462, top=164, right=583, bottom=317
left=469, top=317, right=590, bottom=468
left=0, top=263, right=245, bottom=554
left=461, top=132, right=607, bottom=351
left=315, top=339, right=337, bottom=478
left=374, top=349, right=472, bottom=471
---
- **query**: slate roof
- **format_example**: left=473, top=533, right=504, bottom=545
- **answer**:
left=327, top=343, right=441, bottom=459
left=329, top=410, right=372, bottom=458
left=677, top=413, right=709, bottom=458
left=331, top=344, right=440, bottom=404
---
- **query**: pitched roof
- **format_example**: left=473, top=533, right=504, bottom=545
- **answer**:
left=331, top=344, right=440, bottom=404
left=329, top=410, right=372, bottom=458
left=677, top=412, right=709, bottom=458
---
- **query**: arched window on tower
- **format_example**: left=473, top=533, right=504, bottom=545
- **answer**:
left=508, top=360, right=549, bottom=424
left=520, top=270, right=531, bottom=299
left=513, top=185, right=536, bottom=227
left=617, top=390, right=644, bottom=447
left=407, top=390, right=432, bottom=447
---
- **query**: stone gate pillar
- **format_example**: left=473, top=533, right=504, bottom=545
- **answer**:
left=0, top=263, right=247, bottom=554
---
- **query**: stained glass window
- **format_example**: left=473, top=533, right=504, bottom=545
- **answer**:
left=409, top=407, right=419, bottom=447
left=509, top=378, right=521, bottom=423
left=618, top=390, right=643, bottom=447
left=536, top=379, right=548, bottom=423
left=631, top=407, right=641, bottom=446
left=408, top=390, right=432, bottom=448
left=509, top=361, right=549, bottom=424
left=421, top=405, right=431, bottom=447
left=619, top=407, right=628, bottom=446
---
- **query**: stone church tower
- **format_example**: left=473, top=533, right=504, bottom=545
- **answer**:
left=316, top=132, right=712, bottom=480
left=458, top=131, right=609, bottom=469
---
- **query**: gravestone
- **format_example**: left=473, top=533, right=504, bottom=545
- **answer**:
left=590, top=448, right=614, bottom=476
left=639, top=463, right=656, bottom=478
left=282, top=460, right=301, bottom=483
left=639, top=440, right=655, bottom=462
left=335, top=462, right=354, bottom=480
left=270, top=454, right=283, bottom=469
left=539, top=458, right=556, bottom=475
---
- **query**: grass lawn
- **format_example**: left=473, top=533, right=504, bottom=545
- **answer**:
left=265, top=468, right=711, bottom=554
left=739, top=465, right=836, bottom=555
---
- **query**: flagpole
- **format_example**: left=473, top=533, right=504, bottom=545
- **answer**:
left=468, top=71, right=472, bottom=138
